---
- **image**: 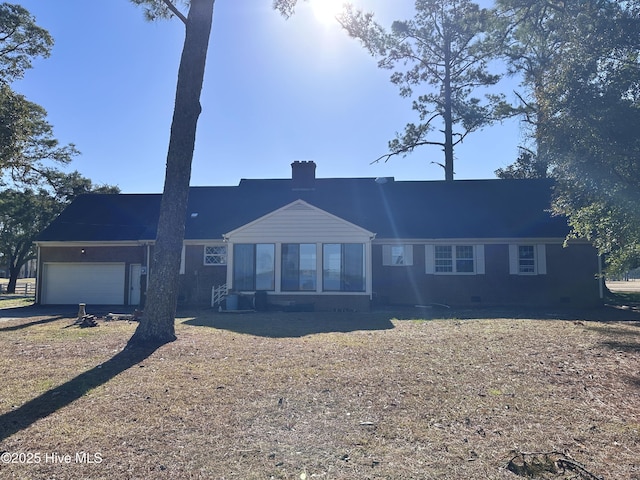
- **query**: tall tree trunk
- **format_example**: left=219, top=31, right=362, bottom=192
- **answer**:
left=533, top=75, right=549, bottom=176
left=129, top=0, right=215, bottom=347
left=443, top=34, right=454, bottom=182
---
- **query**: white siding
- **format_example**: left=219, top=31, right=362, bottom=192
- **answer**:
left=225, top=200, right=374, bottom=243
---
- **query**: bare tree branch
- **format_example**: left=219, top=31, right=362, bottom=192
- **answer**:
left=161, top=0, right=187, bottom=24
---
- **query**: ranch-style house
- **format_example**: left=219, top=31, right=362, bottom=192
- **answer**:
left=35, top=161, right=602, bottom=310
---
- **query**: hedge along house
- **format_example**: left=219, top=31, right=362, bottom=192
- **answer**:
left=35, top=161, right=603, bottom=310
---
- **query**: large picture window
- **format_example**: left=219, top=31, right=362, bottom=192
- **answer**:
left=323, top=243, right=365, bottom=292
left=282, top=243, right=317, bottom=291
left=233, top=244, right=275, bottom=291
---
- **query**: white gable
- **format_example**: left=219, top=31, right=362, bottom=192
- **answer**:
left=224, top=200, right=375, bottom=243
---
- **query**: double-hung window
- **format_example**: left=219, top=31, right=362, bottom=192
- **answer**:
left=323, top=243, right=365, bottom=292
left=434, top=245, right=474, bottom=273
left=509, top=244, right=546, bottom=275
left=435, top=245, right=453, bottom=272
left=426, top=244, right=484, bottom=275
left=382, top=244, right=413, bottom=266
left=233, top=244, right=275, bottom=291
left=518, top=245, right=535, bottom=273
left=282, top=243, right=317, bottom=291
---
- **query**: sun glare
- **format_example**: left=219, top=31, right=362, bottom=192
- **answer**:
left=309, top=0, right=344, bottom=25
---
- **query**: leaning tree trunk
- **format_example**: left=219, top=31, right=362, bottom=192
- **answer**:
left=7, top=262, right=19, bottom=294
left=129, top=0, right=215, bottom=347
left=6, top=244, right=30, bottom=294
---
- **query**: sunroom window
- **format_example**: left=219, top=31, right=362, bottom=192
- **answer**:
left=323, top=243, right=365, bottom=292
left=282, top=243, right=317, bottom=291
left=233, top=244, right=275, bottom=291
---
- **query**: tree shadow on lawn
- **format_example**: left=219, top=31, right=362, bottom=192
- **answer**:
left=0, top=304, right=79, bottom=319
left=414, top=305, right=640, bottom=323
left=0, top=344, right=160, bottom=443
left=599, top=339, right=640, bottom=353
left=182, top=304, right=640, bottom=338
left=0, top=315, right=67, bottom=332
left=182, top=310, right=398, bottom=338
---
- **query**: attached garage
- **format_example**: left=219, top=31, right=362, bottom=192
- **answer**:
left=41, top=263, right=126, bottom=305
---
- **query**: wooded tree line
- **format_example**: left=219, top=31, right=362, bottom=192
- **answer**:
left=0, top=3, right=118, bottom=293
left=338, top=0, right=640, bottom=276
left=1, top=0, right=638, bottom=346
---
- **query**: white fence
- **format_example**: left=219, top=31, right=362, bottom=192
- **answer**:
left=0, top=282, right=36, bottom=296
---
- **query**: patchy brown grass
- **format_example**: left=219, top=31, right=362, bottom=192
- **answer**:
left=0, top=306, right=638, bottom=479
left=0, top=296, right=35, bottom=309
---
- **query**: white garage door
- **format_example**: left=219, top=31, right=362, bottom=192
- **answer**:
left=42, top=263, right=126, bottom=305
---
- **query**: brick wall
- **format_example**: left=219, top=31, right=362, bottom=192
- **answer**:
left=372, top=243, right=601, bottom=307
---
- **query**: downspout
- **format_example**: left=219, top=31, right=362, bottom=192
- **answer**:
left=146, top=243, right=151, bottom=277
left=368, top=234, right=376, bottom=301
left=35, top=244, right=41, bottom=304
left=598, top=254, right=603, bottom=300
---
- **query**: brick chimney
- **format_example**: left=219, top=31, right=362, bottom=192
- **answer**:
left=291, top=161, right=316, bottom=190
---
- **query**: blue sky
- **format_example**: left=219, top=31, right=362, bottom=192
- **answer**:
left=13, top=0, right=523, bottom=193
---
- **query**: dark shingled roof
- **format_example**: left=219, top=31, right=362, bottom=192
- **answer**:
left=37, top=178, right=569, bottom=242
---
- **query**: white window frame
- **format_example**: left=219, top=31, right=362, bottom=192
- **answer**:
left=509, top=244, right=547, bottom=275
left=204, top=244, right=227, bottom=266
left=425, top=244, right=485, bottom=275
left=382, top=244, right=414, bottom=266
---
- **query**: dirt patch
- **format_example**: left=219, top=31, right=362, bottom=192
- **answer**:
left=0, top=307, right=638, bottom=479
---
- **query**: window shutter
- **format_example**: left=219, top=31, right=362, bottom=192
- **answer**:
left=404, top=245, right=414, bottom=266
left=475, top=245, right=485, bottom=274
left=425, top=244, right=435, bottom=274
left=536, top=244, right=547, bottom=274
left=382, top=245, right=392, bottom=266
left=508, top=244, right=518, bottom=275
